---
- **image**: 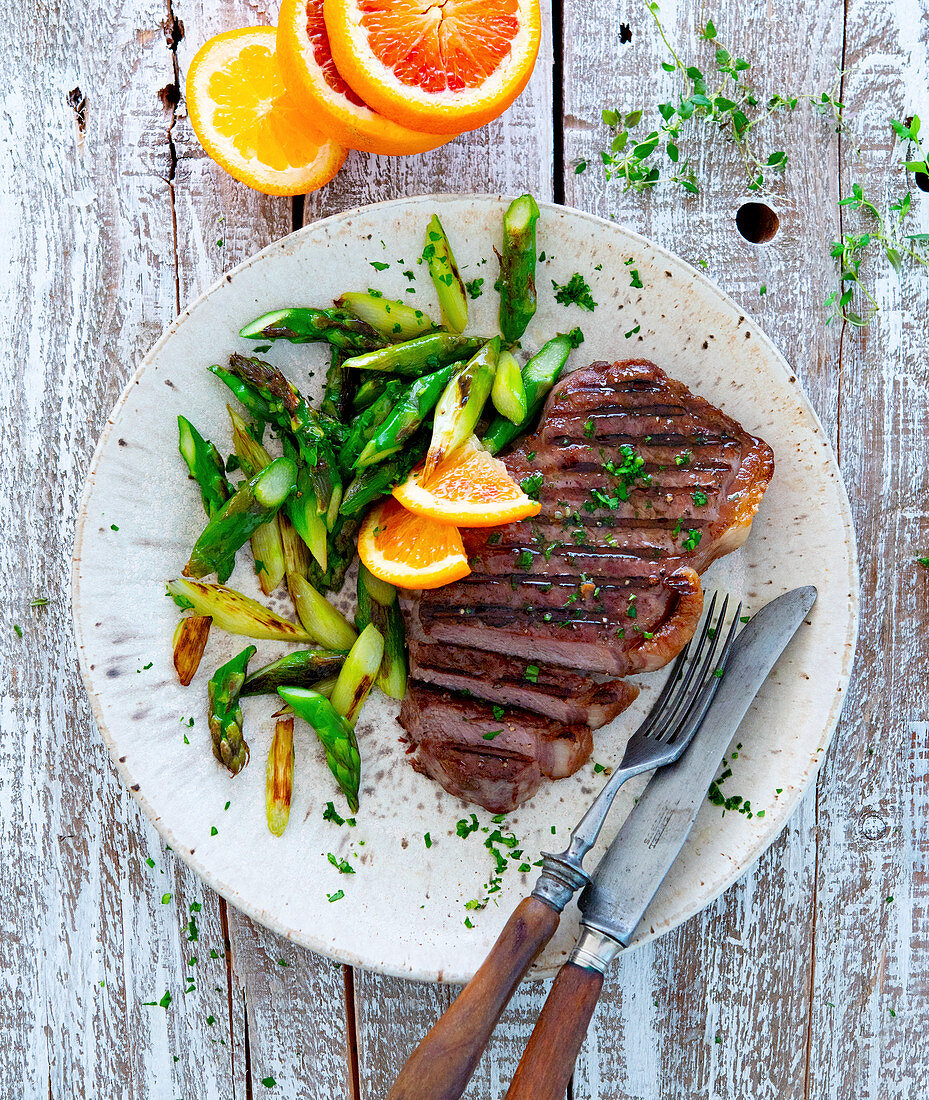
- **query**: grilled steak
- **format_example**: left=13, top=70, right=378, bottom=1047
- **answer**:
left=397, top=358, right=774, bottom=811
left=406, top=359, right=773, bottom=675
left=399, top=682, right=594, bottom=813
left=408, top=639, right=640, bottom=727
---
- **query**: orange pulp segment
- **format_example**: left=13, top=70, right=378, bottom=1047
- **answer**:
left=357, top=497, right=471, bottom=590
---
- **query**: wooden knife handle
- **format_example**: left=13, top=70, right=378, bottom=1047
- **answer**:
left=504, top=962, right=604, bottom=1100
left=387, top=895, right=561, bottom=1100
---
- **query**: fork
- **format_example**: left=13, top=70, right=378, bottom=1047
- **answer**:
left=387, top=593, right=741, bottom=1100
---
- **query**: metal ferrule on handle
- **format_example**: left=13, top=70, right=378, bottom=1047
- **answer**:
left=568, top=926, right=625, bottom=974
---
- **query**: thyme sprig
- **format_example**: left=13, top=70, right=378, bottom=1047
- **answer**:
left=824, top=119, right=929, bottom=326
left=597, top=5, right=838, bottom=195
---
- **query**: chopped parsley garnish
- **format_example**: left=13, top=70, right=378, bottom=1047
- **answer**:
left=692, top=490, right=708, bottom=506
left=624, top=324, right=641, bottom=338
left=210, top=826, right=218, bottom=836
left=552, top=273, right=597, bottom=311
left=327, top=890, right=344, bottom=903
left=327, top=853, right=355, bottom=874
left=424, top=832, right=432, bottom=848
left=525, top=664, right=540, bottom=683
left=13, top=625, right=22, bottom=638
left=584, top=418, right=596, bottom=438
left=566, top=326, right=585, bottom=348
left=110, top=524, right=119, bottom=531
left=629, top=268, right=643, bottom=289
left=465, top=277, right=484, bottom=299
left=626, top=603, right=638, bottom=619
left=917, top=557, right=929, bottom=569
left=30, top=597, right=49, bottom=608
left=675, top=450, right=692, bottom=466
left=575, top=160, right=588, bottom=174
left=603, top=443, right=650, bottom=498
left=682, top=529, right=702, bottom=551
left=457, top=814, right=480, bottom=838
left=369, top=260, right=389, bottom=271
left=161, top=893, right=171, bottom=904
left=515, top=550, right=533, bottom=571
left=492, top=704, right=505, bottom=720
left=521, top=471, right=544, bottom=499
left=323, top=801, right=345, bottom=826
left=483, top=730, right=503, bottom=741
left=487, top=532, right=502, bottom=545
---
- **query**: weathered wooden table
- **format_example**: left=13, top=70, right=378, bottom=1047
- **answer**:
left=4, top=0, right=927, bottom=1094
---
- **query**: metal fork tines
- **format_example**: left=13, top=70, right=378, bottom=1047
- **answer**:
left=532, top=592, right=743, bottom=911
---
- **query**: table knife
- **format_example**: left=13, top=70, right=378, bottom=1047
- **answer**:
left=503, top=584, right=817, bottom=1100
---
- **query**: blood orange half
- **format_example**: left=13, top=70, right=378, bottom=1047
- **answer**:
left=324, top=0, right=541, bottom=135
left=278, top=0, right=453, bottom=155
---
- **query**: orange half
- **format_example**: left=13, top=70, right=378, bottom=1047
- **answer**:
left=357, top=498, right=471, bottom=589
left=324, top=0, right=542, bottom=135
left=186, top=25, right=347, bottom=196
left=278, top=0, right=453, bottom=154
left=393, top=436, right=541, bottom=526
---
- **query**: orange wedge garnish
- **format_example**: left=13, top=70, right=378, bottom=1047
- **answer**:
left=278, top=0, right=453, bottom=155
left=323, top=0, right=542, bottom=135
left=357, top=498, right=471, bottom=590
left=186, top=26, right=347, bottom=196
left=393, top=436, right=541, bottom=527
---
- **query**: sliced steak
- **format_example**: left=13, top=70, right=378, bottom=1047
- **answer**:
left=406, top=358, right=773, bottom=675
left=407, top=639, right=640, bottom=728
left=397, top=359, right=774, bottom=811
left=398, top=682, right=594, bottom=813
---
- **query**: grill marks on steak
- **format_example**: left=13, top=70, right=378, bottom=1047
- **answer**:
left=397, top=359, right=774, bottom=812
left=399, top=683, right=594, bottom=814
left=408, top=639, right=640, bottom=728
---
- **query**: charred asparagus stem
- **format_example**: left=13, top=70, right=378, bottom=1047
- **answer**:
left=352, top=374, right=390, bottom=410
left=339, top=449, right=422, bottom=518
left=287, top=573, right=358, bottom=651
left=229, top=407, right=286, bottom=593
left=336, top=293, right=437, bottom=342
left=340, top=332, right=484, bottom=377
left=496, top=194, right=541, bottom=344
left=425, top=337, right=500, bottom=478
left=213, top=355, right=341, bottom=521
left=172, top=615, right=212, bottom=686
left=482, top=332, right=576, bottom=454
left=239, top=307, right=386, bottom=352
left=242, top=649, right=346, bottom=696
left=330, top=624, right=385, bottom=726
left=491, top=349, right=529, bottom=424
left=356, top=564, right=407, bottom=699
left=279, top=513, right=312, bottom=580
left=277, top=687, right=361, bottom=812
left=266, top=714, right=295, bottom=836
left=167, top=579, right=314, bottom=643
left=184, top=457, right=297, bottom=583
left=208, top=645, right=256, bottom=775
left=355, top=363, right=457, bottom=469
left=423, top=215, right=468, bottom=333
left=177, top=416, right=231, bottom=517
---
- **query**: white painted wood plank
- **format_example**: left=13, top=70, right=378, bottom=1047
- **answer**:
left=808, top=1, right=929, bottom=1095
left=0, top=0, right=247, bottom=1094
left=562, top=1, right=845, bottom=1096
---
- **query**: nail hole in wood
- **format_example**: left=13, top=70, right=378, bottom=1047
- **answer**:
left=916, top=171, right=929, bottom=193
left=736, top=201, right=779, bottom=244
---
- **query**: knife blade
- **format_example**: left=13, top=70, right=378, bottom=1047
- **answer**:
left=578, top=584, right=817, bottom=949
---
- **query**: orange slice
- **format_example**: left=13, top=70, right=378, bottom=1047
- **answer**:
left=393, top=436, right=541, bottom=526
left=324, top=0, right=542, bottom=135
left=187, top=26, right=347, bottom=196
left=357, top=498, right=471, bottom=589
left=278, top=0, right=453, bottom=154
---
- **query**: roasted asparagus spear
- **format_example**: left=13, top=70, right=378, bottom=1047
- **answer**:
left=329, top=624, right=385, bottom=726
left=340, top=332, right=484, bottom=377
left=184, top=457, right=296, bottom=583
left=482, top=332, right=577, bottom=454
left=266, top=714, right=295, bottom=837
left=491, top=349, right=529, bottom=424
left=496, top=194, right=541, bottom=344
left=172, top=615, right=212, bottom=686
left=336, top=292, right=437, bottom=342
left=177, top=415, right=231, bottom=518
left=239, top=307, right=385, bottom=352
left=424, top=337, right=500, bottom=477
left=356, top=563, right=407, bottom=699
left=277, top=686, right=361, bottom=812
left=423, top=215, right=468, bottom=333
left=208, top=645, right=256, bottom=775
left=355, top=362, right=458, bottom=469
left=242, top=649, right=346, bottom=696
left=167, top=579, right=314, bottom=643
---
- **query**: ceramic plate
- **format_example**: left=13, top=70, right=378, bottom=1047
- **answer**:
left=72, top=195, right=858, bottom=983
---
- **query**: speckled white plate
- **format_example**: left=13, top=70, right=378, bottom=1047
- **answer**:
left=72, top=195, right=858, bottom=983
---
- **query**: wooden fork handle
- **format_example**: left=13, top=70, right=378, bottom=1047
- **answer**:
left=386, top=896, right=561, bottom=1100
left=504, top=961, right=604, bottom=1100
